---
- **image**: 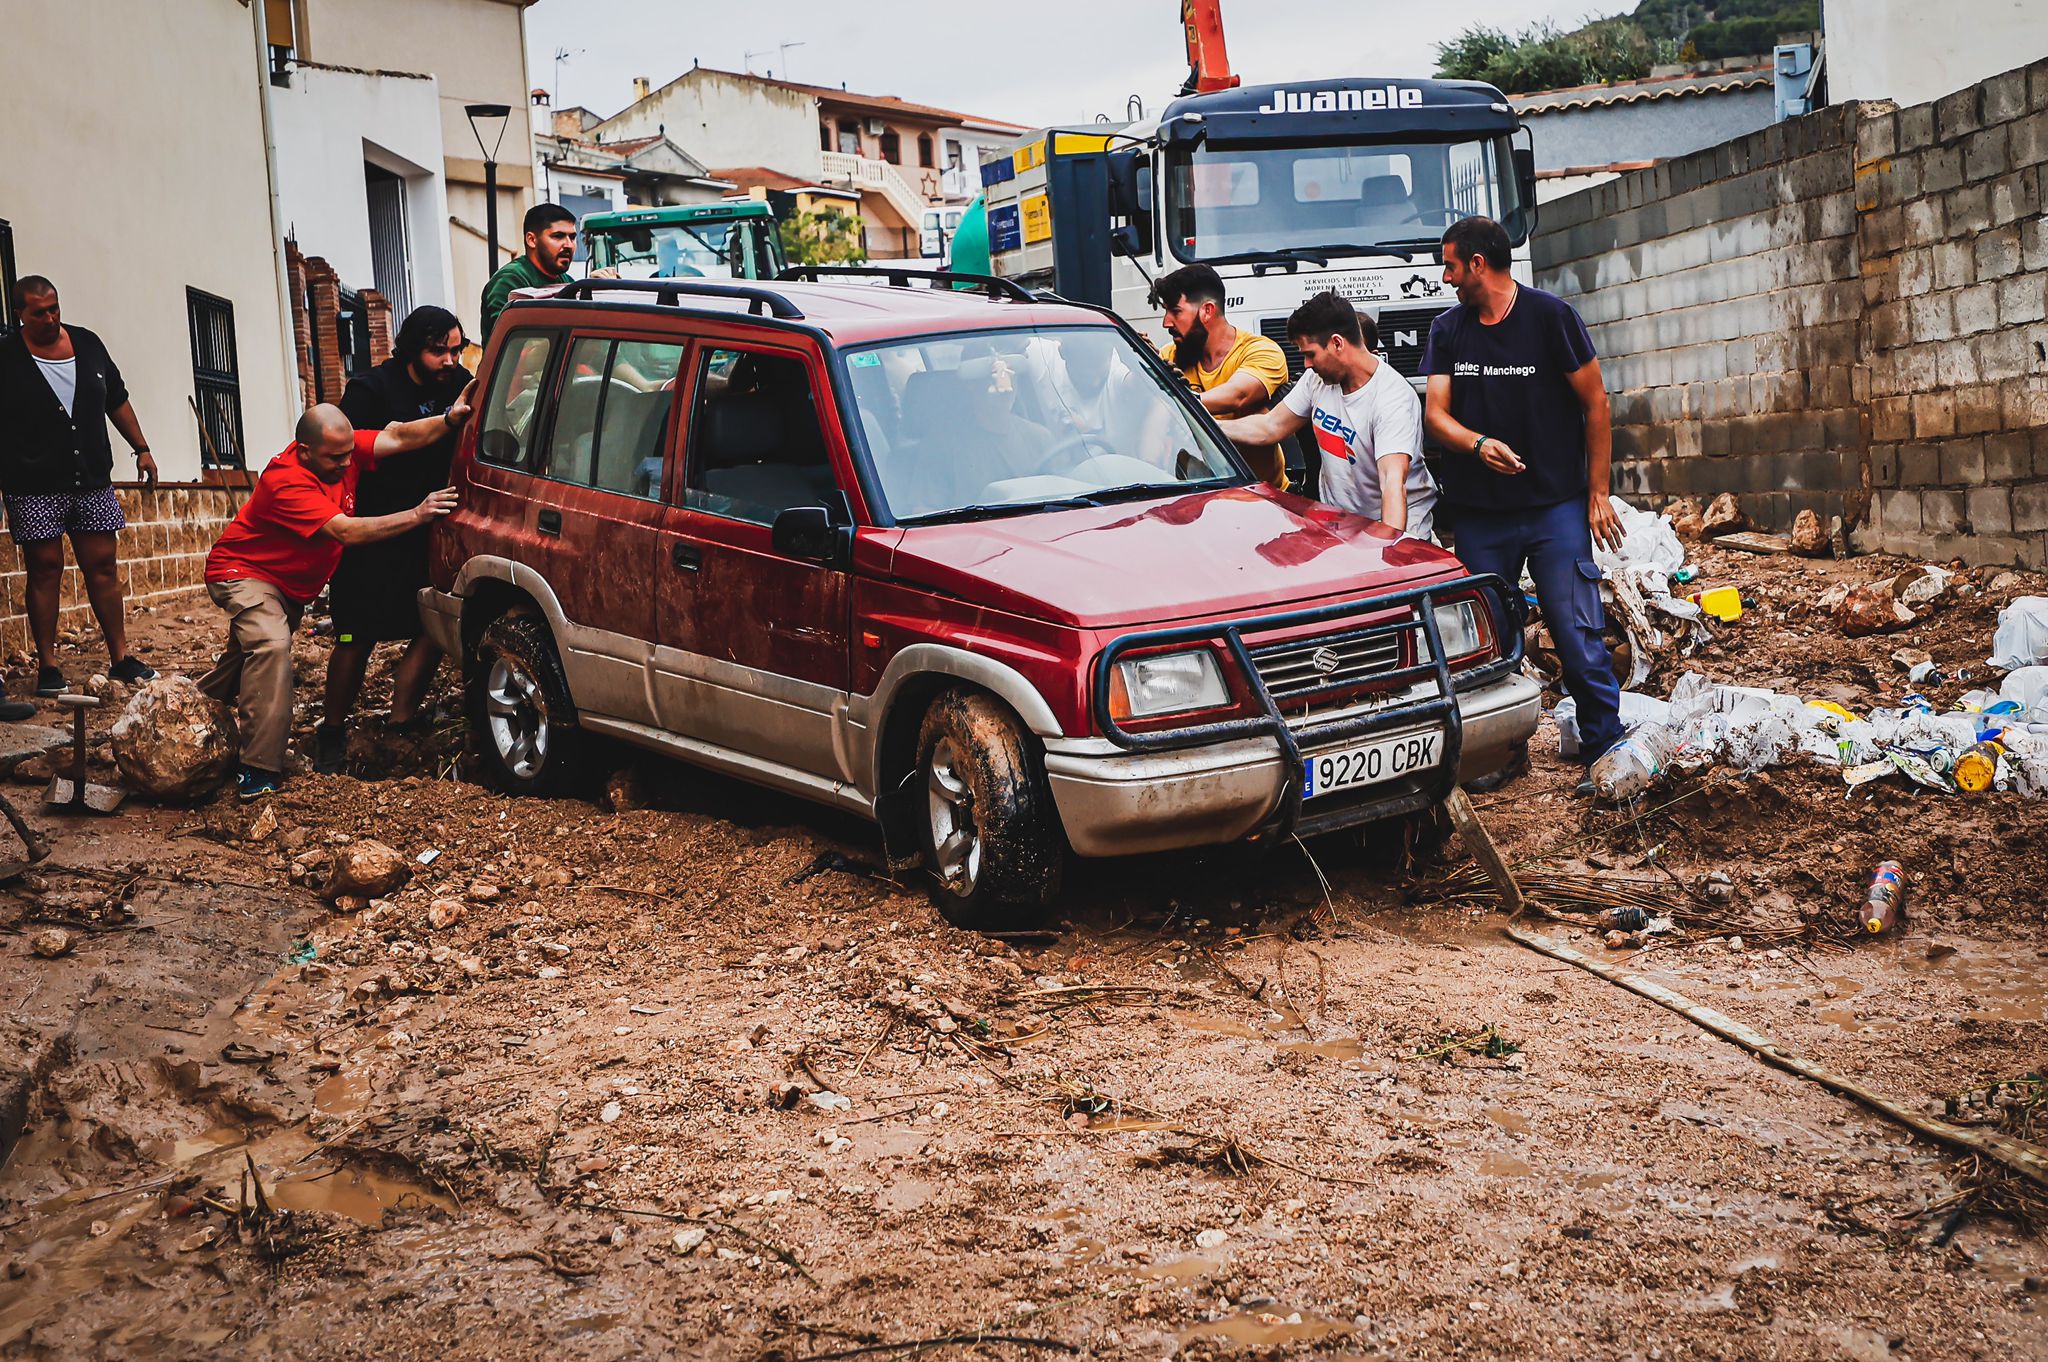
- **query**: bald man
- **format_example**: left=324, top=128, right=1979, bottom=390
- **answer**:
left=201, top=398, right=469, bottom=800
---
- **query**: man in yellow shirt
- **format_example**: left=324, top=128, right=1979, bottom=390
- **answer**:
left=1151, top=264, right=1292, bottom=488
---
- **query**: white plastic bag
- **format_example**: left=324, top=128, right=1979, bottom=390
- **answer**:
left=1554, top=692, right=1674, bottom=758
left=1988, top=597, right=2048, bottom=670
left=1592, top=496, right=1685, bottom=577
left=2000, top=665, right=2048, bottom=720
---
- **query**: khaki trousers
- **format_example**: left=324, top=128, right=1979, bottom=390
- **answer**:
left=198, top=578, right=305, bottom=774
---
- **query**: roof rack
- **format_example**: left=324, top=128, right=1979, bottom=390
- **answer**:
left=547, top=277, right=805, bottom=319
left=777, top=265, right=1039, bottom=304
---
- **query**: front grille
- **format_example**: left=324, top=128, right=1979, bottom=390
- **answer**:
left=1250, top=629, right=1403, bottom=700
left=1262, top=306, right=1448, bottom=380
left=1376, top=306, right=1448, bottom=378
left=1259, top=317, right=1305, bottom=380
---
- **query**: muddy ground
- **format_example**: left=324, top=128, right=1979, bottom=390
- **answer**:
left=2, top=547, right=2045, bottom=1361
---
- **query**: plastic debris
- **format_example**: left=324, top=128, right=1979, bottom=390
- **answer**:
left=1989, top=597, right=2048, bottom=669
left=1553, top=692, right=1674, bottom=759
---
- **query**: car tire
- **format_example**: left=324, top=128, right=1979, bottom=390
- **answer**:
left=1462, top=738, right=1530, bottom=794
left=915, top=687, right=1062, bottom=924
left=466, top=612, right=583, bottom=796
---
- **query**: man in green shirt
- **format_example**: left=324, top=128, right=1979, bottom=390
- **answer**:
left=479, top=204, right=578, bottom=344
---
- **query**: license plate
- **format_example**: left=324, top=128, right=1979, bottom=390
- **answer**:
left=1302, top=731, right=1442, bottom=798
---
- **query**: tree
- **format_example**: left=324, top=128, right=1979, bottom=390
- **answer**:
left=1435, top=25, right=1517, bottom=82
left=779, top=206, right=867, bottom=265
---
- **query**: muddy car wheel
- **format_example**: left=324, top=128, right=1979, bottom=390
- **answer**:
left=467, top=613, right=582, bottom=795
left=916, top=689, right=1061, bottom=922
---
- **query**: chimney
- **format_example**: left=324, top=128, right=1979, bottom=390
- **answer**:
left=553, top=108, right=584, bottom=139
left=632, top=75, right=652, bottom=100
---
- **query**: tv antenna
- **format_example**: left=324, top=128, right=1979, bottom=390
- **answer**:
left=744, top=41, right=806, bottom=78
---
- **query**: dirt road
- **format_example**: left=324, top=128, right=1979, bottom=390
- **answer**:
left=2, top=553, right=2045, bottom=1360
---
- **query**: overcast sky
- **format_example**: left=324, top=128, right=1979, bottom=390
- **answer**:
left=526, top=1, right=1601, bottom=128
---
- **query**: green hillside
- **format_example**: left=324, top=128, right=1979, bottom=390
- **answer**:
left=1435, top=1, right=1821, bottom=94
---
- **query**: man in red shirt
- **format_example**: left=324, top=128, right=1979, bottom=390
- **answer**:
left=201, top=397, right=470, bottom=799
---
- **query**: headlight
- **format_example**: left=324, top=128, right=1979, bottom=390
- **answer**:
left=1110, top=649, right=1229, bottom=720
left=1431, top=600, right=1487, bottom=658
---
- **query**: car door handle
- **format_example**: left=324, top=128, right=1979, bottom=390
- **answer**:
left=671, top=542, right=702, bottom=572
left=537, top=509, right=562, bottom=537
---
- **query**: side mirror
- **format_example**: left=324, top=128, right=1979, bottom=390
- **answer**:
left=1509, top=141, right=1539, bottom=245
left=1106, top=148, right=1154, bottom=257
left=770, top=504, right=835, bottom=561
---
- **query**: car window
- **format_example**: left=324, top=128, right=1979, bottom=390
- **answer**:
left=540, top=337, right=614, bottom=483
left=477, top=331, right=556, bottom=469
left=684, top=347, right=837, bottom=526
left=591, top=342, right=684, bottom=499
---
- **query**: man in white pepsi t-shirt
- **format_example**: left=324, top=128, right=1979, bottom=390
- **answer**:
left=1214, top=291, right=1437, bottom=539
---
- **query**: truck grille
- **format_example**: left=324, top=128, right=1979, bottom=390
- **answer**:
left=1376, top=306, right=1447, bottom=378
left=1249, top=630, right=1404, bottom=701
left=1262, top=306, right=1449, bottom=379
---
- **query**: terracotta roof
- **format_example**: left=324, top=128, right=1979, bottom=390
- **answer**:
left=1510, top=66, right=1772, bottom=114
left=650, top=66, right=1027, bottom=133
left=710, top=166, right=816, bottom=192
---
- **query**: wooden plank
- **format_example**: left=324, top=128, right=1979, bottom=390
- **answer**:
left=1443, top=786, right=1523, bottom=918
left=1712, top=531, right=1795, bottom=555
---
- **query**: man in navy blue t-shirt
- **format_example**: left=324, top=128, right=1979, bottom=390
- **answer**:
left=1422, top=216, right=1625, bottom=790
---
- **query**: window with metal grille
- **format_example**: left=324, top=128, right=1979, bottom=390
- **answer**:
left=187, top=288, right=245, bottom=468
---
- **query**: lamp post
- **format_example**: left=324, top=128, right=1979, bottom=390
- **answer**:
left=465, top=103, right=512, bottom=279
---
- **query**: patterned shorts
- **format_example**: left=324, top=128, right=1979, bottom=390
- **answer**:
left=4, top=487, right=127, bottom=544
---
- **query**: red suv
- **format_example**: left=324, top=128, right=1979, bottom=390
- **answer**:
left=423, top=270, right=1538, bottom=918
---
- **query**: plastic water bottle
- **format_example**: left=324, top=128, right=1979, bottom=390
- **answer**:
left=1953, top=740, right=2003, bottom=794
left=1590, top=725, right=1681, bottom=802
left=1864, top=861, right=1906, bottom=935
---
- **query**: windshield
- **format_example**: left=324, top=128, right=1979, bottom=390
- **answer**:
left=1165, top=136, right=1524, bottom=263
left=589, top=219, right=784, bottom=281
left=845, top=325, right=1243, bottom=522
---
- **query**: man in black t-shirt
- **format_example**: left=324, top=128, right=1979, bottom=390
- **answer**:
left=314, top=306, right=471, bottom=773
left=1422, top=217, right=1625, bottom=788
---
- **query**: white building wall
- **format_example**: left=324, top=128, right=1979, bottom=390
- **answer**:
left=0, top=0, right=295, bottom=481
left=270, top=64, right=452, bottom=315
left=600, top=72, right=821, bottom=180
left=1825, top=0, right=2048, bottom=107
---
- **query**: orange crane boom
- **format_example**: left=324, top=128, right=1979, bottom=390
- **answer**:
left=1182, top=0, right=1240, bottom=94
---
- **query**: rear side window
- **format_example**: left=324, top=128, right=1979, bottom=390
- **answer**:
left=684, top=347, right=837, bottom=526
left=477, top=331, right=556, bottom=469
left=537, top=337, right=685, bottom=500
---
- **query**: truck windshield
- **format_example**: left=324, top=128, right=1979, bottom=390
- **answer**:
left=1165, top=136, right=1523, bottom=263
left=844, top=325, right=1242, bottom=522
left=590, top=219, right=784, bottom=281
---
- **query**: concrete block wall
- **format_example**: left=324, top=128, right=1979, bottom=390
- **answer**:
left=1533, top=56, right=2048, bottom=569
left=0, top=486, right=237, bottom=658
left=1536, top=104, right=1869, bottom=536
left=1857, top=63, right=2048, bottom=564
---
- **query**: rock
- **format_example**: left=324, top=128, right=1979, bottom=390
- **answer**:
left=1835, top=583, right=1915, bottom=637
left=600, top=1099, right=622, bottom=1123
left=30, top=928, right=72, bottom=958
left=1989, top=571, right=2027, bottom=596
left=458, top=956, right=486, bottom=979
left=466, top=881, right=501, bottom=903
left=603, top=767, right=650, bottom=813
left=427, top=899, right=467, bottom=929
left=109, top=677, right=237, bottom=800
left=178, top=1225, right=221, bottom=1253
left=1603, top=929, right=1643, bottom=950
left=1891, top=647, right=1933, bottom=672
left=1700, top=493, right=1746, bottom=538
left=323, top=839, right=411, bottom=901
left=1789, top=509, right=1827, bottom=556
left=246, top=805, right=278, bottom=841
left=1890, top=564, right=1952, bottom=610
left=330, top=894, right=369, bottom=915
left=671, top=1227, right=708, bottom=1255
left=806, top=1090, right=852, bottom=1113
left=1665, top=497, right=1705, bottom=540
left=1194, top=1228, right=1230, bottom=1249
left=537, top=964, right=565, bottom=980
left=11, top=753, right=53, bottom=785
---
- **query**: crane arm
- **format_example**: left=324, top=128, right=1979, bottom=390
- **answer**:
left=1181, top=0, right=1240, bottom=95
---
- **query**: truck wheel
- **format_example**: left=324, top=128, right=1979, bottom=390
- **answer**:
left=916, top=688, right=1062, bottom=923
left=466, top=612, right=583, bottom=796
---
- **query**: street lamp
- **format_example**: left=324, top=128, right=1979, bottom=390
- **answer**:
left=465, top=103, right=513, bottom=278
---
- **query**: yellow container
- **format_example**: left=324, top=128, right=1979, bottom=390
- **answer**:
left=1953, top=740, right=2002, bottom=794
left=1689, top=586, right=1743, bottom=622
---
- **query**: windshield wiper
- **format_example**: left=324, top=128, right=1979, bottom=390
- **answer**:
left=901, top=497, right=1102, bottom=525
left=1202, top=242, right=1418, bottom=268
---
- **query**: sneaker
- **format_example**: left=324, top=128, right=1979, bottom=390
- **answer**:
left=108, top=655, right=156, bottom=685
left=236, top=766, right=284, bottom=802
left=0, top=692, right=35, bottom=722
left=312, top=724, right=347, bottom=776
left=34, top=665, right=64, bottom=697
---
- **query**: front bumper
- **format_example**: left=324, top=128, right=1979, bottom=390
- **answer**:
left=1045, top=670, right=1540, bottom=857
left=418, top=587, right=462, bottom=657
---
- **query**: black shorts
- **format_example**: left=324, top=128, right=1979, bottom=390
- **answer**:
left=327, top=532, right=429, bottom=645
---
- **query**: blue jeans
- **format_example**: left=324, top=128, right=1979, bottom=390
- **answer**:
left=1452, top=498, right=1625, bottom=762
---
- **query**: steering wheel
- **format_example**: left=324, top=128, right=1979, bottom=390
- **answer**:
left=1039, top=431, right=1119, bottom=477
